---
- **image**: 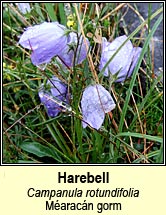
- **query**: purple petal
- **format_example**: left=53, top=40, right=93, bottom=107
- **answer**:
left=47, top=105, right=62, bottom=117
left=58, top=32, right=89, bottom=67
left=19, top=22, right=67, bottom=66
left=30, top=37, right=67, bottom=66
left=38, top=76, right=69, bottom=117
left=47, top=76, right=67, bottom=98
left=82, top=109, right=105, bottom=130
left=19, top=22, right=66, bottom=49
left=81, top=85, right=116, bottom=129
left=99, top=35, right=134, bottom=82
left=128, top=47, right=142, bottom=76
left=38, top=91, right=61, bottom=117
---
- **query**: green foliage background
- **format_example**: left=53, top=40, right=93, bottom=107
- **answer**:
left=3, top=3, right=163, bottom=164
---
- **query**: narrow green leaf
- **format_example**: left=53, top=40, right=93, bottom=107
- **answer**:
left=58, top=3, right=66, bottom=25
left=156, top=141, right=163, bottom=163
left=34, top=3, right=45, bottom=21
left=130, top=74, right=162, bottom=129
left=116, top=132, right=162, bottom=143
left=44, top=3, right=57, bottom=21
left=132, top=150, right=160, bottom=163
left=17, top=160, right=38, bottom=163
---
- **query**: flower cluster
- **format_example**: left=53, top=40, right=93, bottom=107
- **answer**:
left=18, top=22, right=89, bottom=68
left=81, top=35, right=142, bottom=129
left=19, top=21, right=142, bottom=129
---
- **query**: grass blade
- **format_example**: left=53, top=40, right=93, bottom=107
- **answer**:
left=44, top=3, right=57, bottom=21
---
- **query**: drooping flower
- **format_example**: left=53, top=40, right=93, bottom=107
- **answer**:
left=18, top=22, right=67, bottom=66
left=58, top=32, right=90, bottom=67
left=38, top=76, right=70, bottom=117
left=99, top=35, right=142, bottom=82
left=18, top=22, right=89, bottom=68
left=81, top=84, right=116, bottom=130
